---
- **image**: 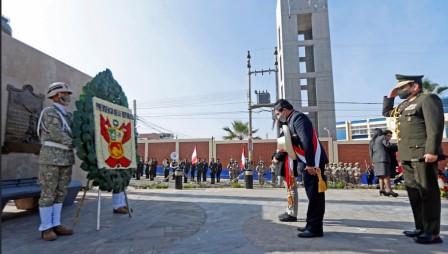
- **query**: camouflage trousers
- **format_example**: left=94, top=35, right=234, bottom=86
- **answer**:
left=258, top=173, right=265, bottom=185
left=38, top=164, right=72, bottom=207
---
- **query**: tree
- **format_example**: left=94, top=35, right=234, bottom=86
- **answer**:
left=222, top=120, right=260, bottom=140
left=422, top=79, right=448, bottom=95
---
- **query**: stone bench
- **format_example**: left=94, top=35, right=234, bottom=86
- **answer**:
left=1, top=177, right=81, bottom=211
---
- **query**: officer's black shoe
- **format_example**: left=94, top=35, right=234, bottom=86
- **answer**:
left=414, top=233, right=443, bottom=244
left=297, top=229, right=323, bottom=238
left=403, top=229, right=423, bottom=237
left=278, top=213, right=297, bottom=222
left=297, top=226, right=308, bottom=232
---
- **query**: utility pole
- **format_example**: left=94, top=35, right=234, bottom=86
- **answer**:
left=274, top=47, right=280, bottom=137
left=133, top=99, right=137, bottom=129
left=247, top=51, right=253, bottom=162
left=246, top=48, right=279, bottom=162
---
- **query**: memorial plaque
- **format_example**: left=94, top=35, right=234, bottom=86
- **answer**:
left=2, top=84, right=44, bottom=154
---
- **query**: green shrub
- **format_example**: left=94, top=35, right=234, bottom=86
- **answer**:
left=230, top=182, right=243, bottom=188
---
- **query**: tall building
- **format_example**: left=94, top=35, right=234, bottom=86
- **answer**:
left=276, top=0, right=336, bottom=138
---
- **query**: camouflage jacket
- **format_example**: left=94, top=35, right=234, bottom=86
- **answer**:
left=38, top=104, right=75, bottom=166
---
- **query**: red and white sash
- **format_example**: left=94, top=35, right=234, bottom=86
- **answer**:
left=292, top=129, right=321, bottom=167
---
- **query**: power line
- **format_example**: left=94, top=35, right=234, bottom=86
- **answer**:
left=137, top=100, right=246, bottom=110
left=137, top=117, right=191, bottom=138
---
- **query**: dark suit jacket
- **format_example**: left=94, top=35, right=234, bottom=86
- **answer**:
left=369, top=135, right=391, bottom=163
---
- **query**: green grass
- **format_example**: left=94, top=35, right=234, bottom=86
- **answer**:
left=133, top=183, right=169, bottom=189
left=327, top=181, right=346, bottom=189
left=230, top=182, right=244, bottom=188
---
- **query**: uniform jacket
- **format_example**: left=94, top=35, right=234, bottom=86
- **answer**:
left=383, top=93, right=444, bottom=161
left=38, top=105, right=74, bottom=166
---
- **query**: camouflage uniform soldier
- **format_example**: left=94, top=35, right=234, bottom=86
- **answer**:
left=256, top=160, right=266, bottom=186
left=233, top=161, right=240, bottom=183
left=270, top=159, right=279, bottom=186
left=36, top=82, right=75, bottom=241
left=227, top=159, right=234, bottom=182
left=324, top=164, right=331, bottom=184
left=353, top=162, right=361, bottom=186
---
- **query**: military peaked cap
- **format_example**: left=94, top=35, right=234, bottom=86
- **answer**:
left=395, top=74, right=424, bottom=89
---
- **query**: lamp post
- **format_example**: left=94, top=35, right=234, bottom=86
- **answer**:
left=323, top=127, right=331, bottom=139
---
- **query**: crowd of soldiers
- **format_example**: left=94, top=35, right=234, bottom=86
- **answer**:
left=324, top=162, right=362, bottom=187
left=137, top=157, right=367, bottom=188
left=136, top=157, right=224, bottom=183
left=227, top=159, right=241, bottom=183
left=136, top=158, right=158, bottom=180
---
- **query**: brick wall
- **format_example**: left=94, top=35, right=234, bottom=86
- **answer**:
left=146, top=142, right=175, bottom=164
left=137, top=143, right=145, bottom=160
left=216, top=143, right=245, bottom=167
left=252, top=142, right=277, bottom=164
left=179, top=141, right=209, bottom=161
left=138, top=139, right=448, bottom=169
left=337, top=143, right=371, bottom=165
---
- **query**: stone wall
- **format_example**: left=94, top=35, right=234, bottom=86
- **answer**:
left=1, top=31, right=91, bottom=182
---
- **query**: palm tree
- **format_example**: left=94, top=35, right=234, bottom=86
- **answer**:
left=222, top=120, right=260, bottom=140
left=422, top=79, right=448, bottom=95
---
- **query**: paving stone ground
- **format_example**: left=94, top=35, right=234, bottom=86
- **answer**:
left=2, top=179, right=447, bottom=254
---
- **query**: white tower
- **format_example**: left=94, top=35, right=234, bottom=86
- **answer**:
left=276, top=0, right=336, bottom=138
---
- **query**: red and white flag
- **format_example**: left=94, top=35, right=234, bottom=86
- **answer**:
left=191, top=146, right=198, bottom=164
left=240, top=146, right=246, bottom=170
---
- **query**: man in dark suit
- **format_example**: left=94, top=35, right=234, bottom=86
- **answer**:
left=202, top=159, right=209, bottom=182
left=216, top=159, right=223, bottom=183
left=274, top=99, right=329, bottom=238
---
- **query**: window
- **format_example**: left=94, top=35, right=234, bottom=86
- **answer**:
left=298, top=46, right=306, bottom=58
left=299, top=62, right=307, bottom=73
left=301, top=90, right=308, bottom=107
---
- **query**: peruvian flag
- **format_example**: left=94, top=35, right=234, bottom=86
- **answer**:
left=191, top=146, right=198, bottom=164
left=240, top=146, right=246, bottom=170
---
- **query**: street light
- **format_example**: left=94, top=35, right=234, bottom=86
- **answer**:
left=323, top=127, right=331, bottom=139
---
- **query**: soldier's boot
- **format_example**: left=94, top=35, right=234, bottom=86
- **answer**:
left=52, top=203, right=74, bottom=236
left=53, top=225, right=74, bottom=236
left=39, top=206, right=57, bottom=241
left=42, top=229, right=58, bottom=241
left=113, top=207, right=129, bottom=214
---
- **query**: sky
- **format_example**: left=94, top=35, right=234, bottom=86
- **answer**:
left=2, top=0, right=448, bottom=140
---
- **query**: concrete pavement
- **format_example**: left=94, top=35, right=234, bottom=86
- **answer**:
left=2, top=185, right=447, bottom=254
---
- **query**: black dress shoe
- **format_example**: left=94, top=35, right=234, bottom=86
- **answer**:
left=403, top=229, right=423, bottom=237
left=297, top=226, right=308, bottom=232
left=278, top=213, right=297, bottom=222
left=298, top=229, right=323, bottom=238
left=414, top=233, right=443, bottom=244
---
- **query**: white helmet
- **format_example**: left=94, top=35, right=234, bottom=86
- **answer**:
left=47, top=82, right=72, bottom=98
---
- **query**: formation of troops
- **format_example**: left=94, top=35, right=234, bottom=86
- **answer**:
left=324, top=162, right=362, bottom=186
left=137, top=158, right=367, bottom=187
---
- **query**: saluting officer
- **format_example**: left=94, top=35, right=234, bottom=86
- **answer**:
left=37, top=82, right=75, bottom=241
left=383, top=74, right=444, bottom=244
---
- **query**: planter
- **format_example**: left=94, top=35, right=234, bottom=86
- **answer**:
left=14, top=197, right=39, bottom=210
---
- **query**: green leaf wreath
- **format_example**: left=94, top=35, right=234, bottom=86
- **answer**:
left=73, top=69, right=135, bottom=192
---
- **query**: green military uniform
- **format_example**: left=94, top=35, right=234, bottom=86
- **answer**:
left=383, top=74, right=444, bottom=237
